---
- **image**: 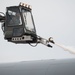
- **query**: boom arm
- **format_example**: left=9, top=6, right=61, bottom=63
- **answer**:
left=37, top=36, right=55, bottom=48
left=0, top=12, right=5, bottom=22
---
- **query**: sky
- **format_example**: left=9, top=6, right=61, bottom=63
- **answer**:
left=0, top=0, right=75, bottom=63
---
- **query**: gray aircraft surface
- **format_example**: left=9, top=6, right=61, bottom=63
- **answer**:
left=0, top=58, right=75, bottom=75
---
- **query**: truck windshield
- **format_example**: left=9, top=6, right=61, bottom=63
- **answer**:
left=22, top=10, right=35, bottom=32
left=7, top=7, right=22, bottom=26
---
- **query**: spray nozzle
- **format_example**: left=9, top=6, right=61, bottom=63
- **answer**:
left=49, top=37, right=55, bottom=44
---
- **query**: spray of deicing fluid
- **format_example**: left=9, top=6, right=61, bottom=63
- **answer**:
left=49, top=37, right=75, bottom=54
left=55, top=43, right=75, bottom=54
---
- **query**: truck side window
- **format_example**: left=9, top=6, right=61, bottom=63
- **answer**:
left=22, top=9, right=35, bottom=32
